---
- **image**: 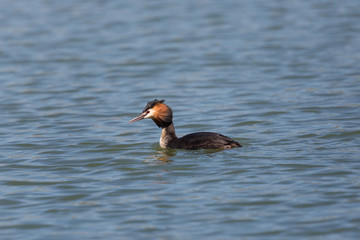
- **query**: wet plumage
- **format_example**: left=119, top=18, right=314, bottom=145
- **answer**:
left=177, top=132, right=241, bottom=150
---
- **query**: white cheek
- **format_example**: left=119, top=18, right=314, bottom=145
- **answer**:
left=144, top=109, right=155, bottom=119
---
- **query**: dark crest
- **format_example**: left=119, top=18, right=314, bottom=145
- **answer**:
left=142, top=99, right=165, bottom=112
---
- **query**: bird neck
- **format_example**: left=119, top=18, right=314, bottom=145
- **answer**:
left=160, top=123, right=178, bottom=148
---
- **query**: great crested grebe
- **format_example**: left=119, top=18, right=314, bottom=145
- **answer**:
left=129, top=99, right=242, bottom=150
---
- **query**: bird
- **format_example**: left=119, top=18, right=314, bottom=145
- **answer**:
left=129, top=99, right=242, bottom=150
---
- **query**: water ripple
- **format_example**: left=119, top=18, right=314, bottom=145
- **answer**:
left=1, top=0, right=360, bottom=239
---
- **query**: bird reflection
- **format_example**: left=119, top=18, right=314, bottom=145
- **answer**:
left=147, top=147, right=177, bottom=163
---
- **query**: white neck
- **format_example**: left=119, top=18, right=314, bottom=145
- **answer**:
left=160, top=123, right=178, bottom=148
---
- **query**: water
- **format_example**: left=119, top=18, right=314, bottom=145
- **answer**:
left=1, top=0, right=360, bottom=239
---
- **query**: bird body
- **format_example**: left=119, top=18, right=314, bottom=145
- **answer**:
left=129, top=99, right=241, bottom=150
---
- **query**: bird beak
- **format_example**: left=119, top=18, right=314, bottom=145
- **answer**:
left=128, top=113, right=146, bottom=123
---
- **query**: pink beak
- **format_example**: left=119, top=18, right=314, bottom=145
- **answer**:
left=128, top=113, right=145, bottom=123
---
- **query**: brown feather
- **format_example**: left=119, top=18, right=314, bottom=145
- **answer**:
left=151, top=102, right=173, bottom=128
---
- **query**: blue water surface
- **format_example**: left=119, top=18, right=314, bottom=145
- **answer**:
left=1, top=0, right=360, bottom=239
